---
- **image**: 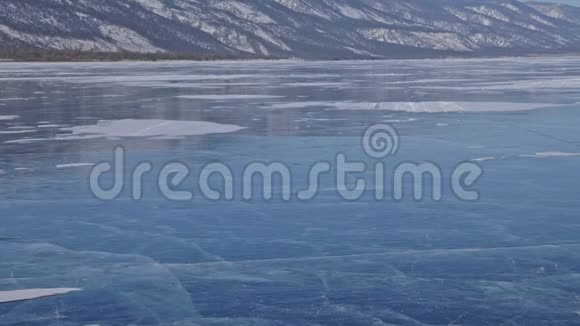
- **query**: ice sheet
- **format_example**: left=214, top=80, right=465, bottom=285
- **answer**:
left=2, top=57, right=580, bottom=325
left=0, top=242, right=198, bottom=324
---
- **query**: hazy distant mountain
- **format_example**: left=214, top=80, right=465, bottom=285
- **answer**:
left=529, top=1, right=580, bottom=24
left=1, top=0, right=580, bottom=59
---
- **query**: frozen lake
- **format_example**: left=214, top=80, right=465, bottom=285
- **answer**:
left=1, top=58, right=580, bottom=325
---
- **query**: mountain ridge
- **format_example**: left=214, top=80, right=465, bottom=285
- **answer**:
left=1, top=0, right=580, bottom=59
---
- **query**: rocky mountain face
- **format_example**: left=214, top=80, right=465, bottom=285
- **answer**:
left=1, top=0, right=579, bottom=59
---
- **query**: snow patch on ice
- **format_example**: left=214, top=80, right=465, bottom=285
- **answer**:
left=0, top=130, right=36, bottom=134
left=127, top=82, right=262, bottom=89
left=0, top=97, right=32, bottom=101
left=282, top=82, right=350, bottom=87
left=4, top=138, right=52, bottom=144
left=56, top=163, right=95, bottom=169
left=38, top=124, right=66, bottom=128
left=0, top=288, right=81, bottom=303
left=472, top=152, right=580, bottom=162
left=60, top=119, right=246, bottom=138
left=178, top=95, right=283, bottom=100
left=520, top=152, right=580, bottom=159
left=0, top=115, right=19, bottom=121
left=382, top=118, right=418, bottom=123
left=370, top=102, right=559, bottom=112
left=265, top=101, right=332, bottom=109
left=472, top=157, right=497, bottom=162
left=265, top=101, right=558, bottom=113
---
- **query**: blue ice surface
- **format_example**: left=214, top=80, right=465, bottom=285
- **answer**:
left=0, top=58, right=580, bottom=325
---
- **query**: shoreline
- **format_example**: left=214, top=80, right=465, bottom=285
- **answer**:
left=0, top=49, right=270, bottom=63
left=2, top=55, right=580, bottom=65
left=0, top=49, right=579, bottom=64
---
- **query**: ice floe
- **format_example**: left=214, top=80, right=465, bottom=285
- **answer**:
left=0, top=288, right=81, bottom=303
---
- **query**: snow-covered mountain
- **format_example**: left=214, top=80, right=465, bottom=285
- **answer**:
left=1, top=0, right=580, bottom=59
